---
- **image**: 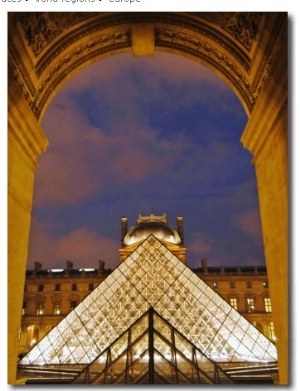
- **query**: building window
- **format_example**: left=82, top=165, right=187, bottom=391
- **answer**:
left=213, top=281, right=218, bottom=289
left=70, top=301, right=77, bottom=310
left=264, top=297, right=272, bottom=313
left=36, top=303, right=44, bottom=316
left=22, top=302, right=26, bottom=316
left=246, top=297, right=255, bottom=312
left=246, top=281, right=252, bottom=289
left=230, top=281, right=235, bottom=289
left=263, top=280, right=269, bottom=288
left=38, top=284, right=44, bottom=292
left=269, top=322, right=276, bottom=341
left=230, top=297, right=238, bottom=310
left=53, top=302, right=61, bottom=315
left=28, top=326, right=39, bottom=347
left=72, top=283, right=77, bottom=291
left=89, top=283, right=94, bottom=291
left=55, top=284, right=60, bottom=291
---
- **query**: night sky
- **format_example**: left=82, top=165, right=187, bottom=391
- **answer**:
left=27, top=51, right=265, bottom=271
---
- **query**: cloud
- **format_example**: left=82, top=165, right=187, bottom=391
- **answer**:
left=38, top=88, right=189, bottom=207
left=187, top=231, right=213, bottom=255
left=55, top=226, right=119, bottom=268
left=231, top=209, right=263, bottom=239
left=62, top=52, right=228, bottom=94
left=27, top=219, right=120, bottom=270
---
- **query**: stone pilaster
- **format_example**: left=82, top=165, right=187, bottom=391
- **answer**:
left=8, top=78, right=48, bottom=384
left=241, top=32, right=288, bottom=383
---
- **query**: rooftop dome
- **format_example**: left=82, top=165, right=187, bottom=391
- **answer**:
left=123, top=214, right=182, bottom=246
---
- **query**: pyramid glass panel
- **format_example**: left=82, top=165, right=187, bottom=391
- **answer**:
left=19, top=235, right=277, bottom=372
left=71, top=308, right=233, bottom=384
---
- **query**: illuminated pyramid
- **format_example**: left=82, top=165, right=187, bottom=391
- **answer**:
left=20, top=234, right=277, bottom=369
left=72, top=307, right=234, bottom=384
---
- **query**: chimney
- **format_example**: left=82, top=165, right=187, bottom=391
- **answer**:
left=176, top=216, right=184, bottom=244
left=66, top=261, right=73, bottom=271
left=121, top=217, right=128, bottom=243
left=34, top=262, right=42, bottom=272
left=201, top=258, right=208, bottom=272
left=98, top=260, right=105, bottom=274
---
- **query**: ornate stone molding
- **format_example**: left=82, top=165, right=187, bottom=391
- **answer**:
left=250, top=14, right=287, bottom=105
left=198, top=12, right=262, bottom=52
left=8, top=38, right=36, bottom=111
left=17, top=12, right=253, bottom=73
left=18, top=12, right=94, bottom=57
left=9, top=12, right=282, bottom=119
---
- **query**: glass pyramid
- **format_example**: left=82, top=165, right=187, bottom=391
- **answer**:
left=72, top=307, right=234, bottom=384
left=19, top=235, right=277, bottom=368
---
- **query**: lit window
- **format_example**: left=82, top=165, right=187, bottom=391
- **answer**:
left=246, top=297, right=255, bottom=312
left=55, top=284, right=60, bottom=291
left=36, top=303, right=44, bottom=316
left=22, top=302, right=26, bottom=316
left=70, top=301, right=77, bottom=310
left=247, top=281, right=252, bottom=288
left=263, top=280, right=269, bottom=288
left=230, top=281, right=235, bottom=289
left=72, top=283, right=77, bottom=291
left=269, top=322, right=276, bottom=340
left=264, top=297, right=272, bottom=312
left=53, top=302, right=61, bottom=315
left=38, top=284, right=44, bottom=292
left=213, top=281, right=218, bottom=289
left=230, top=297, right=238, bottom=310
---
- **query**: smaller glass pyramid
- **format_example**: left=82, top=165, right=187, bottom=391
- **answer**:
left=72, top=307, right=234, bottom=384
left=19, top=235, right=277, bottom=371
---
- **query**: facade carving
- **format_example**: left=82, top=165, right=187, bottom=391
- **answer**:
left=18, top=12, right=94, bottom=56
left=199, top=12, right=262, bottom=51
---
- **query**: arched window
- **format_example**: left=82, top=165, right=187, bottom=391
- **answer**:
left=246, top=297, right=255, bottom=312
left=264, top=297, right=272, bottom=312
left=53, top=301, right=61, bottom=315
left=36, top=302, right=44, bottom=316
left=229, top=297, right=238, bottom=310
left=269, top=322, right=276, bottom=341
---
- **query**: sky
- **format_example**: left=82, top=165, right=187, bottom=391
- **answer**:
left=26, top=51, right=265, bottom=271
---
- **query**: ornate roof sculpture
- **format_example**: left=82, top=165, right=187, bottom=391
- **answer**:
left=19, top=231, right=277, bottom=383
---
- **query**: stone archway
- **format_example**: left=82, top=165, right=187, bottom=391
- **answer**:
left=8, top=12, right=288, bottom=384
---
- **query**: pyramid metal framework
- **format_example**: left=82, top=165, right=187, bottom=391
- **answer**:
left=20, top=235, right=277, bottom=369
left=72, top=307, right=234, bottom=384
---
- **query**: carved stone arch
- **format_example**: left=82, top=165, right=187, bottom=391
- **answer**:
left=9, top=12, right=285, bottom=121
left=8, top=12, right=288, bottom=384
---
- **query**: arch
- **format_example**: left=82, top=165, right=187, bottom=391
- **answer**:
left=9, top=12, right=286, bottom=122
left=8, top=12, right=287, bottom=384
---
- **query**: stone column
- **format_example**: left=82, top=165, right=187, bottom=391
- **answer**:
left=241, top=39, right=288, bottom=384
left=8, top=78, right=48, bottom=384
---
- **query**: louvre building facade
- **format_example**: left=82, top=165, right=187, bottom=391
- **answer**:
left=17, top=214, right=278, bottom=384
